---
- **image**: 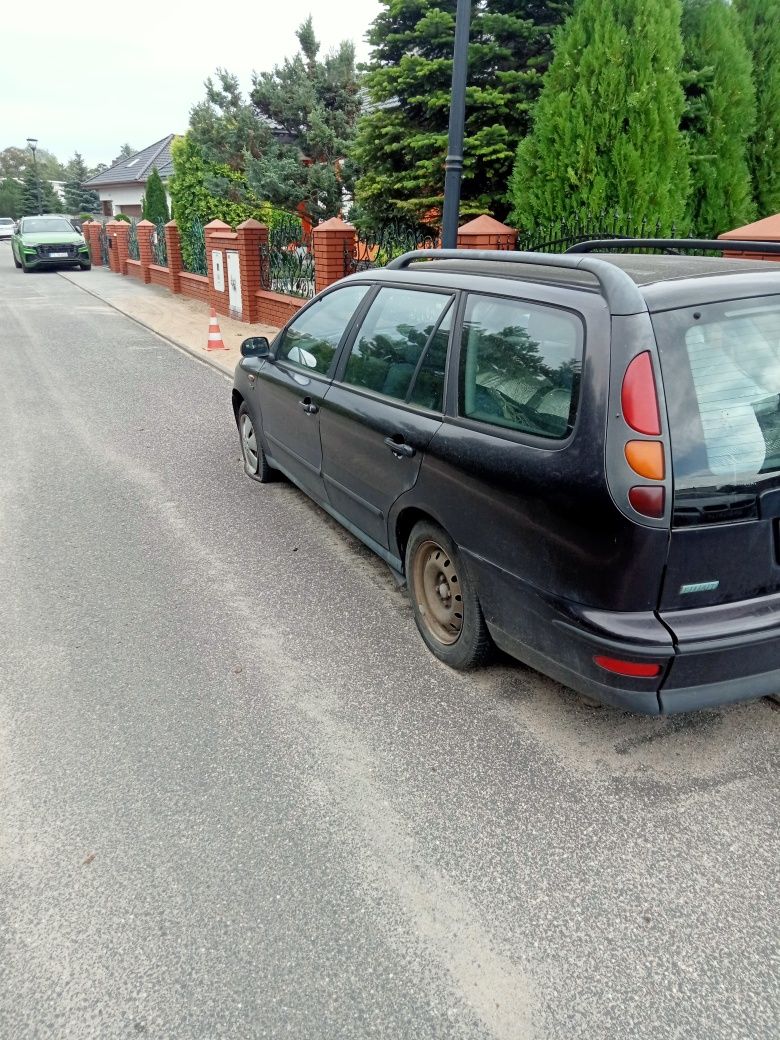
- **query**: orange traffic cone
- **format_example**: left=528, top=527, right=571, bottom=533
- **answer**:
left=207, top=308, right=227, bottom=351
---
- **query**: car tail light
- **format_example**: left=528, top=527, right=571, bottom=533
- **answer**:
left=594, top=656, right=662, bottom=678
left=621, top=352, right=661, bottom=435
left=628, top=485, right=665, bottom=519
left=625, top=440, right=665, bottom=480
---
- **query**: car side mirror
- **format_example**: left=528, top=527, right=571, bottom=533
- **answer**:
left=240, top=336, right=271, bottom=358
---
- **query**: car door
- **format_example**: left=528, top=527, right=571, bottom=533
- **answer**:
left=319, top=285, right=455, bottom=549
left=254, top=283, right=371, bottom=502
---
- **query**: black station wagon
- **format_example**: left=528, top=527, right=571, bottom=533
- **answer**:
left=232, top=242, right=780, bottom=715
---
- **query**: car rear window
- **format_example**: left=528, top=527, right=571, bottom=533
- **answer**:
left=653, top=296, right=780, bottom=521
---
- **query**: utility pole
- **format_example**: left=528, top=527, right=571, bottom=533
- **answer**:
left=26, top=138, right=42, bottom=214
left=441, top=0, right=471, bottom=249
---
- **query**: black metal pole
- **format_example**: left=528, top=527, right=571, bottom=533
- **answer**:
left=27, top=139, right=42, bottom=215
left=441, top=0, right=471, bottom=249
left=34, top=150, right=42, bottom=214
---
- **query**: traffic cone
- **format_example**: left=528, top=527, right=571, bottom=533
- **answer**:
left=206, top=308, right=228, bottom=351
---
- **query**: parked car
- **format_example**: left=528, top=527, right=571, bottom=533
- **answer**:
left=231, top=242, right=780, bottom=715
left=11, top=214, right=91, bottom=272
left=0, top=217, right=15, bottom=240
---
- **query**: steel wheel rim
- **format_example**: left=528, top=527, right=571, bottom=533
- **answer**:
left=240, top=415, right=259, bottom=471
left=411, top=539, right=463, bottom=645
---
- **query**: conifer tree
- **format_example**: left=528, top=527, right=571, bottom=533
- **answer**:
left=509, top=0, right=688, bottom=233
left=681, top=0, right=756, bottom=235
left=141, top=167, right=170, bottom=224
left=22, top=167, right=62, bottom=215
left=734, top=0, right=780, bottom=217
left=352, top=0, right=572, bottom=224
left=248, top=17, right=362, bottom=222
left=64, top=152, right=100, bottom=214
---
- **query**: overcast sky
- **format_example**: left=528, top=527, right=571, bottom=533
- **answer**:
left=1, top=0, right=382, bottom=169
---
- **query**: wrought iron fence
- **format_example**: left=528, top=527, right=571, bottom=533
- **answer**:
left=127, top=219, right=140, bottom=261
left=345, top=219, right=440, bottom=276
left=260, top=219, right=315, bottom=298
left=152, top=221, right=168, bottom=266
left=99, top=224, right=109, bottom=266
left=515, top=211, right=711, bottom=254
left=181, top=219, right=207, bottom=276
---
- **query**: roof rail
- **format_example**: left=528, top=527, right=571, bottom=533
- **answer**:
left=566, top=237, right=780, bottom=257
left=385, top=248, right=647, bottom=315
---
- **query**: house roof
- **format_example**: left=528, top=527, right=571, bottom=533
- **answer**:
left=85, top=134, right=179, bottom=187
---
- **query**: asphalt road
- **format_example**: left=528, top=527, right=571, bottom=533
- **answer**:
left=0, top=247, right=777, bottom=1040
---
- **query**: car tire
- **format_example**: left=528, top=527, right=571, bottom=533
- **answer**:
left=79, top=262, right=92, bottom=271
left=21, top=260, right=31, bottom=273
left=238, top=403, right=273, bottom=483
left=12, top=250, right=21, bottom=269
left=405, top=520, right=493, bottom=669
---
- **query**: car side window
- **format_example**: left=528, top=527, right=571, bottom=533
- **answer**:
left=407, top=305, right=452, bottom=412
left=342, top=287, right=452, bottom=402
left=458, top=294, right=583, bottom=439
left=277, top=285, right=370, bottom=375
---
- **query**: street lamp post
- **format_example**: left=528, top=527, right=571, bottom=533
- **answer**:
left=441, top=0, right=471, bottom=249
left=26, top=137, right=42, bottom=215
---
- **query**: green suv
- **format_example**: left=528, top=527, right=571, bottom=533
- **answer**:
left=12, top=215, right=91, bottom=272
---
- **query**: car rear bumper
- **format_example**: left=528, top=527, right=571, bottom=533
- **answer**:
left=466, top=550, right=780, bottom=714
left=657, top=593, right=780, bottom=712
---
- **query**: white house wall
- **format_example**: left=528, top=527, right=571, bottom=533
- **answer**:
left=97, top=184, right=173, bottom=216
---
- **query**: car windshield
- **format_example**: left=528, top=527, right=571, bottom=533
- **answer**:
left=0, top=218, right=14, bottom=225
left=654, top=296, right=780, bottom=504
left=22, top=218, right=75, bottom=233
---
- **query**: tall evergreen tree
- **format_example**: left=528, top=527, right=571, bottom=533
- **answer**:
left=141, top=167, right=170, bottom=224
left=509, top=0, right=688, bottom=232
left=734, top=0, right=780, bottom=217
left=189, top=69, right=272, bottom=173
left=21, top=167, right=62, bottom=215
left=681, top=0, right=756, bottom=235
left=352, top=0, right=572, bottom=224
left=247, top=17, right=362, bottom=222
left=63, top=152, right=100, bottom=214
left=111, top=143, right=136, bottom=166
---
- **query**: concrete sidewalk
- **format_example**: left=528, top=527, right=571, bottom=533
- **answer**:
left=59, top=267, right=279, bottom=377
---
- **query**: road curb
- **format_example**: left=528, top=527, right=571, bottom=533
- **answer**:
left=58, top=271, right=235, bottom=379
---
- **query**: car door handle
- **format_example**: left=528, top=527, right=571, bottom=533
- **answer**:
left=299, top=397, right=319, bottom=415
left=384, top=437, right=416, bottom=458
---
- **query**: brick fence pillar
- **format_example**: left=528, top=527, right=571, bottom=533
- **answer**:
left=83, top=221, right=101, bottom=266
left=313, top=217, right=356, bottom=294
left=136, top=219, right=154, bottom=284
left=165, top=220, right=183, bottom=293
left=235, top=219, right=267, bottom=324
left=114, top=221, right=131, bottom=275
left=204, top=220, right=233, bottom=317
left=457, top=215, right=518, bottom=251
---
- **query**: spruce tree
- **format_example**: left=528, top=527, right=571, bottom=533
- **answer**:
left=681, top=0, right=756, bottom=235
left=734, top=0, right=780, bottom=217
left=509, top=0, right=688, bottom=233
left=64, top=152, right=100, bottom=214
left=22, top=167, right=62, bottom=215
left=352, top=0, right=572, bottom=224
left=248, top=17, right=362, bottom=222
left=142, top=167, right=170, bottom=224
